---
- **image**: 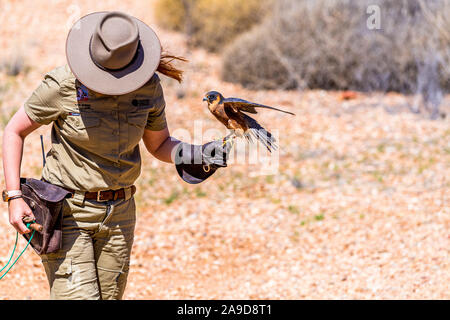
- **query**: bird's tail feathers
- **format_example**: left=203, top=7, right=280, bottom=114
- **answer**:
left=243, top=115, right=278, bottom=153
left=245, top=128, right=277, bottom=153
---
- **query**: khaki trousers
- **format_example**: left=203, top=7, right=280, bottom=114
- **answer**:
left=40, top=191, right=136, bottom=300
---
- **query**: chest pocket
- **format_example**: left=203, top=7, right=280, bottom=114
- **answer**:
left=127, top=107, right=150, bottom=147
left=61, top=113, right=102, bottom=146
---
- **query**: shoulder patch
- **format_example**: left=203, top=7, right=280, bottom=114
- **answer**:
left=76, top=84, right=89, bottom=101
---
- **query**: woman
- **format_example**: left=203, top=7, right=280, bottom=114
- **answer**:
left=2, top=11, right=229, bottom=299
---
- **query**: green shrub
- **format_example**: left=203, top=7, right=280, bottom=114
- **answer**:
left=222, top=0, right=450, bottom=95
left=154, top=0, right=271, bottom=52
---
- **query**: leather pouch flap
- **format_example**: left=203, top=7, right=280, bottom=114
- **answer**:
left=21, top=178, right=72, bottom=203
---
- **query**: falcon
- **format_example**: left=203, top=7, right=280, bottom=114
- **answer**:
left=203, top=91, right=295, bottom=152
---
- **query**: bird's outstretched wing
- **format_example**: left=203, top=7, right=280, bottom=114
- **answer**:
left=223, top=97, right=295, bottom=115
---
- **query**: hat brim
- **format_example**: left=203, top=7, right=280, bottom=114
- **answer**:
left=66, top=12, right=161, bottom=95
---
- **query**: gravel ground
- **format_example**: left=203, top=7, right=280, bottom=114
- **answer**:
left=0, top=0, right=448, bottom=300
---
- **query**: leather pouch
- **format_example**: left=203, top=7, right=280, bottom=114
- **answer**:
left=20, top=178, right=72, bottom=255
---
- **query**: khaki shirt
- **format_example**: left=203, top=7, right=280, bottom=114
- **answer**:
left=24, top=65, right=167, bottom=191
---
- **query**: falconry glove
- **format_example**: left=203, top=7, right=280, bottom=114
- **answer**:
left=174, top=138, right=233, bottom=184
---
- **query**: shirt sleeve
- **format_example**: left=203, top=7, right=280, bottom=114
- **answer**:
left=24, top=74, right=62, bottom=125
left=145, top=81, right=167, bottom=131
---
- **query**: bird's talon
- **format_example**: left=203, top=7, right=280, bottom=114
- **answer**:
left=222, top=137, right=235, bottom=148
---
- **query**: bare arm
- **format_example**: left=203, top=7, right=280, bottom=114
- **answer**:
left=142, top=127, right=182, bottom=163
left=3, top=106, right=41, bottom=233
left=143, top=126, right=231, bottom=184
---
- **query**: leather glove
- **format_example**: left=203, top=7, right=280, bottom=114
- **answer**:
left=174, top=138, right=233, bottom=184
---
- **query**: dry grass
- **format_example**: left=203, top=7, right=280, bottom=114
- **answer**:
left=154, top=0, right=270, bottom=52
left=419, top=0, right=450, bottom=81
left=222, top=0, right=450, bottom=104
left=0, top=0, right=449, bottom=300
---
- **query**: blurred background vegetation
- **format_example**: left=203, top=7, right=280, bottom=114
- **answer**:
left=154, top=0, right=271, bottom=52
left=155, top=0, right=450, bottom=118
left=0, top=0, right=448, bottom=299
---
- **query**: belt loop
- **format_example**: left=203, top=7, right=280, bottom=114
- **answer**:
left=124, top=187, right=132, bottom=201
left=72, top=190, right=86, bottom=206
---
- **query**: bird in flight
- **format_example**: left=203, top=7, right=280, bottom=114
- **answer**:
left=203, top=91, right=295, bottom=152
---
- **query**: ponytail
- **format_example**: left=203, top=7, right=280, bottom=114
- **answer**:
left=157, top=49, right=188, bottom=83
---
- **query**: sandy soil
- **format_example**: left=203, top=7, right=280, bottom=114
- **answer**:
left=0, top=0, right=448, bottom=300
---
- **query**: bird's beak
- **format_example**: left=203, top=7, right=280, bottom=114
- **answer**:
left=203, top=98, right=208, bottom=102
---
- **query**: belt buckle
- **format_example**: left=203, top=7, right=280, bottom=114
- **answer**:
left=96, top=191, right=108, bottom=202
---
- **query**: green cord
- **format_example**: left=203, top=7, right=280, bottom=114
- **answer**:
left=0, top=230, right=35, bottom=280
left=0, top=232, right=18, bottom=274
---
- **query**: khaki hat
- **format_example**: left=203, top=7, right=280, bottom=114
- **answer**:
left=66, top=11, right=161, bottom=95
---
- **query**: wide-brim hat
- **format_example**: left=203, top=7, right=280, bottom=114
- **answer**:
left=66, top=11, right=161, bottom=95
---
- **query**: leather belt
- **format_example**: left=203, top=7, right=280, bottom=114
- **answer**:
left=41, top=179, right=136, bottom=202
left=66, top=185, right=136, bottom=202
